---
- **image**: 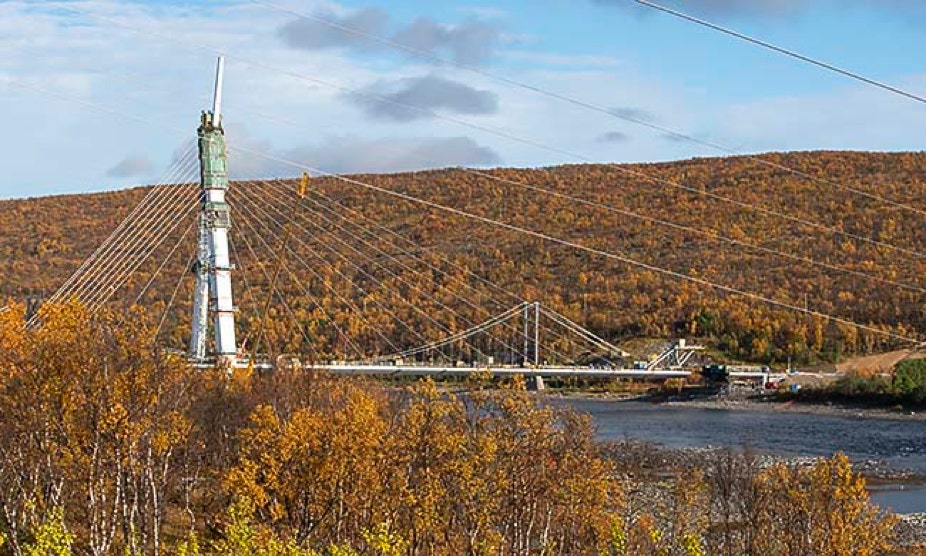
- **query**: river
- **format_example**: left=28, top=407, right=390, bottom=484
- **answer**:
left=556, top=399, right=926, bottom=513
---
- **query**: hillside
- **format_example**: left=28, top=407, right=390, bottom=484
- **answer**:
left=1, top=151, right=924, bottom=364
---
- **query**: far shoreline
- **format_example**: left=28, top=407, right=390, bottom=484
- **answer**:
left=548, top=390, right=926, bottom=422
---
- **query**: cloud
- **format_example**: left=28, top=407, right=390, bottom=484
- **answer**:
left=345, top=74, right=499, bottom=122
left=278, top=7, right=388, bottom=51
left=393, top=18, right=501, bottom=65
left=230, top=133, right=501, bottom=179
left=277, top=7, right=502, bottom=65
left=106, top=155, right=153, bottom=178
left=598, top=131, right=631, bottom=143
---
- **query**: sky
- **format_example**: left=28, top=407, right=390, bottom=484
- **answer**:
left=0, top=0, right=924, bottom=199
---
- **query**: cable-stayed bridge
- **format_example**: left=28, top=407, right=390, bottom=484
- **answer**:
left=7, top=23, right=924, bottom=376
left=14, top=59, right=717, bottom=381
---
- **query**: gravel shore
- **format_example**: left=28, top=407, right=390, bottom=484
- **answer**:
left=551, top=389, right=925, bottom=422
left=660, top=396, right=926, bottom=422
left=895, top=513, right=926, bottom=548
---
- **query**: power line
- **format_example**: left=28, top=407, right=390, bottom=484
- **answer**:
left=250, top=0, right=926, bottom=217
left=251, top=179, right=574, bottom=362
left=226, top=144, right=921, bottom=345
left=636, top=0, right=926, bottom=106
left=4, top=50, right=918, bottom=345
left=47, top=146, right=197, bottom=304
left=40, top=4, right=926, bottom=259
left=224, top=101, right=926, bottom=293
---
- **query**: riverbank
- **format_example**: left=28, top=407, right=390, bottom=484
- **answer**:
left=549, top=389, right=926, bottom=422
left=661, top=396, right=926, bottom=422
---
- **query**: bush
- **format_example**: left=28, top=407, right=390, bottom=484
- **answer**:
left=893, top=359, right=926, bottom=404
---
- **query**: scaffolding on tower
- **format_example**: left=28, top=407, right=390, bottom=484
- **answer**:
left=189, top=57, right=238, bottom=365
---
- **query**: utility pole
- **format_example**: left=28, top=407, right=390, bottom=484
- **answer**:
left=534, top=301, right=540, bottom=366
left=522, top=301, right=529, bottom=367
left=189, top=57, right=237, bottom=365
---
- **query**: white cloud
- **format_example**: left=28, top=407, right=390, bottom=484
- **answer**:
left=0, top=0, right=922, bottom=202
left=229, top=130, right=501, bottom=179
left=106, top=154, right=154, bottom=178
left=345, top=74, right=499, bottom=122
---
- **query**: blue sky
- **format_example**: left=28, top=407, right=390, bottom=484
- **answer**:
left=0, top=0, right=923, bottom=199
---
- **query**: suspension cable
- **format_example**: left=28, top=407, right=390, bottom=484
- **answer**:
left=235, top=199, right=359, bottom=360
left=250, top=179, right=550, bottom=362
left=228, top=146, right=922, bottom=345
left=233, top=191, right=380, bottom=359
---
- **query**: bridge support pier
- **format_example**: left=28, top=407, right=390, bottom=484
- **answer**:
left=188, top=57, right=238, bottom=366
left=528, top=374, right=546, bottom=392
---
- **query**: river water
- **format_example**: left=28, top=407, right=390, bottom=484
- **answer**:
left=556, top=399, right=926, bottom=513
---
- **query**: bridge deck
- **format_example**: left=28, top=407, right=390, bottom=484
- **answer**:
left=307, top=364, right=690, bottom=379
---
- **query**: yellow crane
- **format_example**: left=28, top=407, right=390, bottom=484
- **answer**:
left=249, top=172, right=309, bottom=369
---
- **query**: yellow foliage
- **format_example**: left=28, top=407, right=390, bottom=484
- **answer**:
left=0, top=304, right=904, bottom=554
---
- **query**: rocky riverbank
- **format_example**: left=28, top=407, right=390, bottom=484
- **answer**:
left=550, top=389, right=925, bottom=422
left=895, top=513, right=926, bottom=548
left=660, top=395, right=926, bottom=422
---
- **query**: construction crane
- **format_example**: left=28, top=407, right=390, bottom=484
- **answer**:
left=249, top=172, right=310, bottom=366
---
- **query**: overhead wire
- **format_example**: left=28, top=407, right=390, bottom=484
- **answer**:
left=249, top=179, right=559, bottom=362
left=227, top=145, right=922, bottom=345
left=3, top=32, right=919, bottom=346
left=635, top=0, right=926, bottom=106
left=249, top=0, right=926, bottom=216
left=44, top=3, right=926, bottom=260
left=237, top=107, right=925, bottom=293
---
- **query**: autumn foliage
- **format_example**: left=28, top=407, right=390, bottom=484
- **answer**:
left=1, top=152, right=924, bottom=365
left=0, top=304, right=903, bottom=554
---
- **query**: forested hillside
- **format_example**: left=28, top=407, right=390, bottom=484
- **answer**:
left=1, top=151, right=924, bottom=364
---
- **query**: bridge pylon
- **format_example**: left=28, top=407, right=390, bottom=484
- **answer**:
left=189, top=57, right=237, bottom=365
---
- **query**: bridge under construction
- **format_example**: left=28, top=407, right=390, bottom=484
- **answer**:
left=17, top=55, right=919, bottom=380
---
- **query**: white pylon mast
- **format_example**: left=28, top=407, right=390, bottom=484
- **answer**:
left=189, top=57, right=237, bottom=365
